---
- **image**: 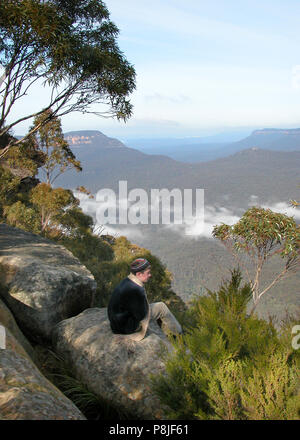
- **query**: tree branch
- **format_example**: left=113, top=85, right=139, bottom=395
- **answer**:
left=250, top=266, right=290, bottom=314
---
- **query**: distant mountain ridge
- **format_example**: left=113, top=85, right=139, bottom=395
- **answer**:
left=123, top=127, right=300, bottom=162
left=252, top=128, right=300, bottom=135
left=229, top=128, right=300, bottom=153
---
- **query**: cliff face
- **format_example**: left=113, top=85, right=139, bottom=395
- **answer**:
left=64, top=130, right=126, bottom=149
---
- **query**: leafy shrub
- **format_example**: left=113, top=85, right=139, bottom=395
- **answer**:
left=151, top=269, right=300, bottom=420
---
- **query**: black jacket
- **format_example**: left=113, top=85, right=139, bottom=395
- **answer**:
left=107, top=277, right=149, bottom=334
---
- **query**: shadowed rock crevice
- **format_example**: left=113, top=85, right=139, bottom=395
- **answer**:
left=0, top=349, right=86, bottom=420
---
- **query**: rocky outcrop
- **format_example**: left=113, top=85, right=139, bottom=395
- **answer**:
left=64, top=130, right=126, bottom=149
left=0, top=223, right=175, bottom=419
left=0, top=287, right=86, bottom=420
left=0, top=224, right=97, bottom=343
left=52, top=308, right=173, bottom=420
left=0, top=331, right=86, bottom=420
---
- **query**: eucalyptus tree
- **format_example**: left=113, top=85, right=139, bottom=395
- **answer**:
left=30, top=109, right=82, bottom=185
left=212, top=206, right=300, bottom=313
left=0, top=0, right=136, bottom=158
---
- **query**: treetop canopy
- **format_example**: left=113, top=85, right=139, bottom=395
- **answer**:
left=0, top=0, right=136, bottom=154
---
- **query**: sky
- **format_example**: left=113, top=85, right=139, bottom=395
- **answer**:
left=6, top=0, right=300, bottom=139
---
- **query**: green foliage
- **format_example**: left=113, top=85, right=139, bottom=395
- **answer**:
left=151, top=269, right=300, bottom=420
left=212, top=206, right=300, bottom=311
left=2, top=142, right=41, bottom=177
left=0, top=166, right=94, bottom=239
left=206, top=359, right=244, bottom=420
left=0, top=166, right=20, bottom=219
left=213, top=206, right=300, bottom=259
left=4, top=200, right=40, bottom=233
left=239, top=350, right=299, bottom=420
left=0, top=133, right=44, bottom=223
left=76, top=186, right=94, bottom=199
left=58, top=207, right=94, bottom=238
left=30, top=109, right=82, bottom=185
left=0, top=127, right=46, bottom=221
left=0, top=118, right=86, bottom=240
left=30, top=182, right=79, bottom=236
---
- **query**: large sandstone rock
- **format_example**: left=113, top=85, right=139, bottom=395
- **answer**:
left=0, top=224, right=97, bottom=342
left=0, top=332, right=86, bottom=420
left=52, top=308, right=173, bottom=420
left=0, top=287, right=86, bottom=420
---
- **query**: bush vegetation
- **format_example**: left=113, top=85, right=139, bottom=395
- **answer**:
left=151, top=269, right=300, bottom=420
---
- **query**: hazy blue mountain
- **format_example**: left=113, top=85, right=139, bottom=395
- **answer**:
left=123, top=141, right=229, bottom=162
left=124, top=128, right=255, bottom=149
left=217, top=127, right=300, bottom=155
left=123, top=128, right=300, bottom=163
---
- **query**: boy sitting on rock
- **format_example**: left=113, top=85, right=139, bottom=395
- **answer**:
left=107, top=258, right=182, bottom=341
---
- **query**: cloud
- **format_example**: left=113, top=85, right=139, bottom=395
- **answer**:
left=78, top=188, right=239, bottom=240
left=76, top=190, right=300, bottom=243
left=77, top=191, right=146, bottom=241
left=261, top=201, right=300, bottom=220
left=192, top=199, right=300, bottom=239
left=94, top=224, right=144, bottom=241
left=246, top=193, right=300, bottom=220
left=162, top=197, right=300, bottom=239
left=164, top=205, right=241, bottom=239
left=144, top=93, right=191, bottom=105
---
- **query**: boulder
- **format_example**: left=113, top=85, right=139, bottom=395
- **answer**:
left=52, top=308, right=173, bottom=420
left=0, top=330, right=86, bottom=420
left=0, top=224, right=97, bottom=343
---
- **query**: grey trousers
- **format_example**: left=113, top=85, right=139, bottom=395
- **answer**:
left=150, top=302, right=183, bottom=335
left=113, top=301, right=183, bottom=343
